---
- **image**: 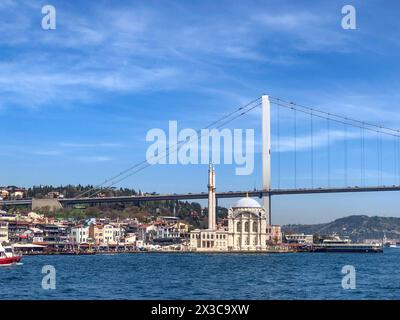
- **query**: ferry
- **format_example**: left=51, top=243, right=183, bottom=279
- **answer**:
left=0, top=244, right=22, bottom=265
left=388, top=242, right=400, bottom=248
left=312, top=235, right=382, bottom=253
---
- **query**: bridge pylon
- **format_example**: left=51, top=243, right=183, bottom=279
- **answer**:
left=262, top=95, right=271, bottom=225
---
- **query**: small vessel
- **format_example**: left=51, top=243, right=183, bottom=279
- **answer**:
left=312, top=235, right=382, bottom=253
left=0, top=244, right=22, bottom=265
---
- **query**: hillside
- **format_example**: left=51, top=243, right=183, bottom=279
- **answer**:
left=282, top=215, right=400, bottom=241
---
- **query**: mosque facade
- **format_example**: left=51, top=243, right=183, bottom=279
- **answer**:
left=189, top=164, right=282, bottom=252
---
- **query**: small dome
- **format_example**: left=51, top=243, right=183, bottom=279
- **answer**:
left=233, top=197, right=262, bottom=208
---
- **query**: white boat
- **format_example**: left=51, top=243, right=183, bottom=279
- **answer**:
left=0, top=244, right=22, bottom=265
left=312, top=234, right=382, bottom=253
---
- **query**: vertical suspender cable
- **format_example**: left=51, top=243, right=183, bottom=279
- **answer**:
left=397, top=133, right=400, bottom=186
left=379, top=129, right=383, bottom=186
left=293, top=106, right=297, bottom=189
left=394, top=133, right=398, bottom=187
left=344, top=121, right=348, bottom=187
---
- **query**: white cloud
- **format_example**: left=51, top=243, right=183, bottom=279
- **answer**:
left=77, top=156, right=113, bottom=162
left=59, top=142, right=123, bottom=148
left=0, top=1, right=359, bottom=111
left=33, top=150, right=63, bottom=156
left=271, top=129, right=374, bottom=152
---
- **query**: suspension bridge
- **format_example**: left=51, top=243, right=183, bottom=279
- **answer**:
left=2, top=95, right=400, bottom=217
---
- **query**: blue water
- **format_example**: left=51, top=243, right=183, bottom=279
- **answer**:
left=1, top=249, right=400, bottom=299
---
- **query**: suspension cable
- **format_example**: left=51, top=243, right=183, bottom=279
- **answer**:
left=76, top=97, right=262, bottom=198
left=86, top=101, right=263, bottom=198
left=271, top=100, right=400, bottom=138
left=270, top=96, right=400, bottom=137
left=294, top=106, right=297, bottom=189
left=344, top=121, right=348, bottom=186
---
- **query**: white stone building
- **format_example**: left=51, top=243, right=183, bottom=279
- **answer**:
left=190, top=165, right=282, bottom=252
left=227, top=197, right=269, bottom=250
left=0, top=221, right=9, bottom=243
left=70, top=226, right=89, bottom=244
left=103, top=224, right=122, bottom=244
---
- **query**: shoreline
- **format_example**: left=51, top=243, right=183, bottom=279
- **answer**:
left=18, top=249, right=296, bottom=256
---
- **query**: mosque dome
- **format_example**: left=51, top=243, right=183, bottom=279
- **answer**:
left=233, top=197, right=262, bottom=208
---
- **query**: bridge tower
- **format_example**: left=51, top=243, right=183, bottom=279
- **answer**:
left=262, top=95, right=271, bottom=225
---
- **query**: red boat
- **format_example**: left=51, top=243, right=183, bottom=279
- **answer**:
left=0, top=244, right=22, bottom=265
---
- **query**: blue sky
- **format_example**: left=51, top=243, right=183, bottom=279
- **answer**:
left=1, top=0, right=400, bottom=224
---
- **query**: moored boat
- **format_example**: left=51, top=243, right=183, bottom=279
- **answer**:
left=312, top=235, right=382, bottom=253
left=0, top=244, right=22, bottom=265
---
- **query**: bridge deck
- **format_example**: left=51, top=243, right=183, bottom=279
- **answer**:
left=1, top=186, right=400, bottom=206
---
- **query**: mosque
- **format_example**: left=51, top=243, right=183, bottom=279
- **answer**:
left=189, top=164, right=282, bottom=252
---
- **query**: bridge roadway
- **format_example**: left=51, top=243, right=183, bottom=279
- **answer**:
left=2, top=185, right=400, bottom=207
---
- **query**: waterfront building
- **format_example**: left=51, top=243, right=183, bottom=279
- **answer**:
left=285, top=233, right=313, bottom=244
left=154, top=225, right=181, bottom=244
left=70, top=226, right=89, bottom=244
left=89, top=223, right=104, bottom=245
left=0, top=222, right=9, bottom=243
left=123, top=233, right=137, bottom=244
left=190, top=164, right=283, bottom=251
left=8, top=221, right=30, bottom=242
left=268, top=225, right=283, bottom=244
left=172, top=222, right=189, bottom=234
left=30, top=227, right=44, bottom=243
left=36, top=224, right=61, bottom=243
left=138, top=224, right=155, bottom=243
left=227, top=197, right=268, bottom=250
left=103, top=224, right=122, bottom=244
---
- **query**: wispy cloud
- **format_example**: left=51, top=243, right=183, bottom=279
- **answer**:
left=0, top=1, right=359, bottom=110
left=77, top=156, right=113, bottom=162
left=271, top=129, right=373, bottom=152
left=33, top=150, right=63, bottom=156
left=59, top=142, right=123, bottom=148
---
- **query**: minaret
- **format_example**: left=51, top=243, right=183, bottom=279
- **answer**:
left=208, top=163, right=216, bottom=230
left=212, top=165, right=216, bottom=228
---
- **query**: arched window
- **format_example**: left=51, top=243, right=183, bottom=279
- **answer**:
left=237, top=221, right=241, bottom=232
left=253, top=222, right=258, bottom=233
left=244, top=221, right=249, bottom=232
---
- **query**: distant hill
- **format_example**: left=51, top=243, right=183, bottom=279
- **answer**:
left=282, top=215, right=400, bottom=241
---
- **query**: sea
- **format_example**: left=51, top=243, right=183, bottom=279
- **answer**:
left=1, top=249, right=400, bottom=300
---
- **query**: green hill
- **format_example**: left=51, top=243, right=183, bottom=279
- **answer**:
left=282, top=215, right=400, bottom=241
